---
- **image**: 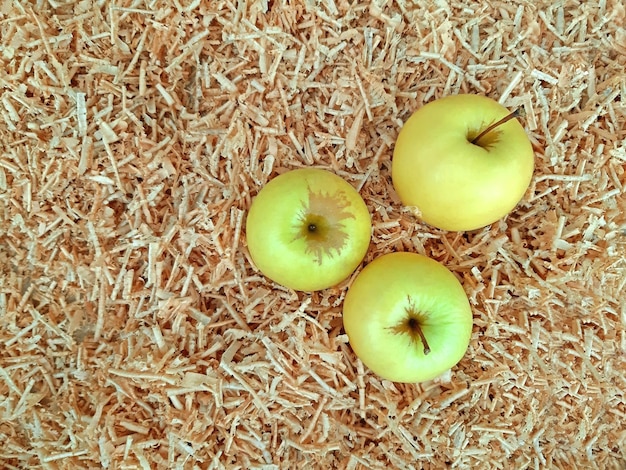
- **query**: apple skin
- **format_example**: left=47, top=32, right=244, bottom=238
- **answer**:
left=246, top=168, right=372, bottom=291
left=392, top=94, right=535, bottom=231
left=342, top=252, right=473, bottom=383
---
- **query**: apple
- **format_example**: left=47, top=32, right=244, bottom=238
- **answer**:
left=392, top=94, right=535, bottom=231
left=342, top=252, right=472, bottom=383
left=246, top=168, right=372, bottom=291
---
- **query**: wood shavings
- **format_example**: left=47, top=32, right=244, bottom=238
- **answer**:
left=1, top=1, right=625, bottom=469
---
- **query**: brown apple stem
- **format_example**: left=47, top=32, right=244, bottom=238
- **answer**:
left=415, top=323, right=431, bottom=355
left=471, top=108, right=524, bottom=145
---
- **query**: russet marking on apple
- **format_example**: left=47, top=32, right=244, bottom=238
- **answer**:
left=294, top=186, right=356, bottom=265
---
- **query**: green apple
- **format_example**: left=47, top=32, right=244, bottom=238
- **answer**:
left=246, top=168, right=371, bottom=291
left=342, top=252, right=472, bottom=383
left=392, top=94, right=535, bottom=231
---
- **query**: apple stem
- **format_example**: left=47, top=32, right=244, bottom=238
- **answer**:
left=471, top=108, right=524, bottom=146
left=415, top=323, right=431, bottom=355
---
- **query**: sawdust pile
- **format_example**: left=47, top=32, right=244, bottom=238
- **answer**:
left=1, top=1, right=625, bottom=468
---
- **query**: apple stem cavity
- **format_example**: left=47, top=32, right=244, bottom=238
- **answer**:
left=471, top=108, right=524, bottom=146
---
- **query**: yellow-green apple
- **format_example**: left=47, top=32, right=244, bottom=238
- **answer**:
left=342, top=252, right=472, bottom=383
left=392, top=94, right=535, bottom=231
left=246, top=168, right=371, bottom=291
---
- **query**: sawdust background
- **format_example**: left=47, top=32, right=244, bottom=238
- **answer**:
left=1, top=1, right=625, bottom=469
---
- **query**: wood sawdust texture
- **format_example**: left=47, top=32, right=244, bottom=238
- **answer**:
left=0, top=1, right=625, bottom=469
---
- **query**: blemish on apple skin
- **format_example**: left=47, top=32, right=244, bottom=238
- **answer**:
left=293, top=186, right=355, bottom=265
